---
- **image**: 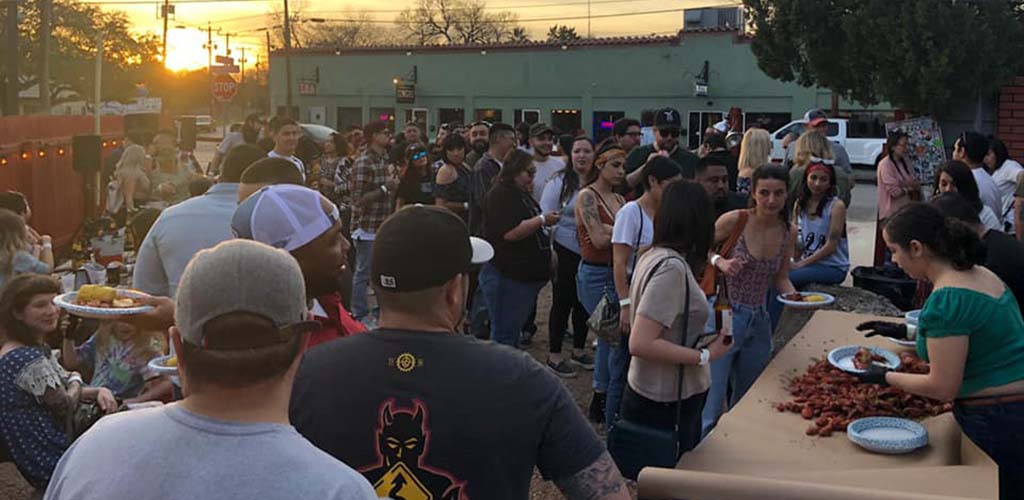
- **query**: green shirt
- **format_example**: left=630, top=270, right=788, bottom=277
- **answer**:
left=916, top=287, right=1024, bottom=398
left=624, top=145, right=699, bottom=196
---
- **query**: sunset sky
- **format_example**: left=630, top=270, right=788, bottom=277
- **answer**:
left=94, top=0, right=739, bottom=71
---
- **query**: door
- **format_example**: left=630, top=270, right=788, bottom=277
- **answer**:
left=515, top=109, right=541, bottom=125
left=687, top=111, right=724, bottom=150
left=551, top=109, right=581, bottom=136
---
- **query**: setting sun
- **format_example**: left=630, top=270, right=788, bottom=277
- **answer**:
left=163, top=29, right=211, bottom=72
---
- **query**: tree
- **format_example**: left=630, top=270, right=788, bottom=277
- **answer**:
left=302, top=10, right=403, bottom=47
left=744, top=0, right=1024, bottom=115
left=546, top=25, right=580, bottom=43
left=0, top=0, right=161, bottom=104
left=509, top=27, right=531, bottom=43
left=395, top=0, right=524, bottom=45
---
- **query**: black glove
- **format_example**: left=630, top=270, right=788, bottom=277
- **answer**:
left=856, top=321, right=909, bottom=340
left=856, top=363, right=890, bottom=385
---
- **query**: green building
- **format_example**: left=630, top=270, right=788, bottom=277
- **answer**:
left=269, top=26, right=892, bottom=148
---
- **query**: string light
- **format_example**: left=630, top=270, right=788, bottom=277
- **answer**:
left=0, top=156, right=7, bottom=166
left=19, top=150, right=31, bottom=161
left=37, top=148, right=46, bottom=158
left=57, top=147, right=66, bottom=156
left=101, top=141, right=109, bottom=148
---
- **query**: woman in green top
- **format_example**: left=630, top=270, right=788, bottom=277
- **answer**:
left=874, top=202, right=1024, bottom=499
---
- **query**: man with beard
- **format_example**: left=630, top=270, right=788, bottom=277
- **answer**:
left=624, top=107, right=698, bottom=197
left=464, top=121, right=491, bottom=168
left=529, top=123, right=565, bottom=202
left=696, top=153, right=747, bottom=219
left=233, top=184, right=366, bottom=346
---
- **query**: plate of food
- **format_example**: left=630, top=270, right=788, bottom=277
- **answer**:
left=147, top=354, right=180, bottom=387
left=847, top=417, right=928, bottom=454
left=777, top=291, right=835, bottom=308
left=827, top=345, right=901, bottom=373
left=53, top=285, right=153, bottom=319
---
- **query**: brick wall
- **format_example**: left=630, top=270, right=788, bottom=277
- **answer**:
left=997, top=76, right=1024, bottom=159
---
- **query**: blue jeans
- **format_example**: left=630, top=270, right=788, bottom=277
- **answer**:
left=577, top=263, right=628, bottom=427
left=954, top=401, right=1024, bottom=500
left=351, top=238, right=374, bottom=320
left=477, top=263, right=545, bottom=348
left=789, top=263, right=847, bottom=289
left=701, top=303, right=772, bottom=435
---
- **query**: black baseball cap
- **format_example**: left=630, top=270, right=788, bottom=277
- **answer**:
left=654, top=107, right=682, bottom=129
left=372, top=206, right=494, bottom=292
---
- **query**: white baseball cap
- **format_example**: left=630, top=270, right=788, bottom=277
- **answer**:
left=231, top=184, right=339, bottom=252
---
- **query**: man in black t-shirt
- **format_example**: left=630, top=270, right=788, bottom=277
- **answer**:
left=290, top=206, right=628, bottom=500
left=623, top=107, right=699, bottom=196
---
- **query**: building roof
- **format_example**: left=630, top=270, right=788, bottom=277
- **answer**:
left=273, top=26, right=743, bottom=57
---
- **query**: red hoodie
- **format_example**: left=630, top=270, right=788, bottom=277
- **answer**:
left=308, top=292, right=366, bottom=347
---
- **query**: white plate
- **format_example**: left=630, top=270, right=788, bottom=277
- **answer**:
left=148, top=354, right=180, bottom=387
left=53, top=289, right=154, bottom=319
left=886, top=336, right=917, bottom=348
left=776, top=291, right=835, bottom=308
left=827, top=345, right=901, bottom=373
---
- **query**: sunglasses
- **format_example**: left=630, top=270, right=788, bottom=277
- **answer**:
left=411, top=151, right=428, bottom=161
left=658, top=129, right=680, bottom=138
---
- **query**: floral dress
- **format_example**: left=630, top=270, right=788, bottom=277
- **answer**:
left=0, top=346, right=71, bottom=488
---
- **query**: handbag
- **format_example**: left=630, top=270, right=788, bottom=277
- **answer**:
left=607, top=255, right=691, bottom=480
left=700, top=209, right=749, bottom=296
left=587, top=292, right=621, bottom=345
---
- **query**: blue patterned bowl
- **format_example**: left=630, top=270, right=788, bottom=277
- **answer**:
left=848, top=417, right=928, bottom=454
left=905, top=309, right=921, bottom=325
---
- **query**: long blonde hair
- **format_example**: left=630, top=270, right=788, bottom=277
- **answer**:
left=794, top=131, right=834, bottom=169
left=115, top=145, right=147, bottom=180
left=738, top=128, right=771, bottom=174
left=0, top=210, right=28, bottom=275
left=93, top=320, right=166, bottom=361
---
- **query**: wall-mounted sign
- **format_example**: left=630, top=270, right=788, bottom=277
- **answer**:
left=298, top=80, right=317, bottom=96
left=694, top=82, right=709, bottom=97
left=396, top=82, right=415, bottom=103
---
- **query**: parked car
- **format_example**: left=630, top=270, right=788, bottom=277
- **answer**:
left=769, top=118, right=886, bottom=167
left=195, top=115, right=214, bottom=132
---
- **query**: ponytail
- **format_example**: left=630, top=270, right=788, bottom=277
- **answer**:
left=941, top=217, right=987, bottom=270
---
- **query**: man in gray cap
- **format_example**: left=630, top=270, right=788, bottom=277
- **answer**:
left=291, top=205, right=629, bottom=500
left=529, top=122, right=564, bottom=202
left=786, top=108, right=853, bottom=176
left=44, top=240, right=377, bottom=500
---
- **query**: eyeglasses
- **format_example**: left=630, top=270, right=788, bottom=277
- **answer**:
left=411, top=151, right=428, bottom=161
left=658, top=129, right=680, bottom=138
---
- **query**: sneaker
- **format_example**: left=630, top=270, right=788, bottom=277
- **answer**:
left=547, top=359, right=578, bottom=378
left=570, top=352, right=595, bottom=370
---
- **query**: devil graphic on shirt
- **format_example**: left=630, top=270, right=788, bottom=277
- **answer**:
left=361, top=400, right=465, bottom=500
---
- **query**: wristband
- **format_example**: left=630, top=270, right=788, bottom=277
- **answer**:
left=698, top=348, right=711, bottom=366
left=67, top=374, right=83, bottom=386
left=42, top=243, right=52, bottom=250
left=537, top=214, right=546, bottom=225
left=618, top=298, right=631, bottom=307
left=711, top=254, right=722, bottom=268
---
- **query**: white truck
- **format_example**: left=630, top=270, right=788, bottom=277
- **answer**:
left=769, top=118, right=886, bottom=167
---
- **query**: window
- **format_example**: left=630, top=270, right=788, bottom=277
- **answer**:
left=336, top=107, right=362, bottom=132
left=592, top=111, right=625, bottom=143
left=439, top=108, right=465, bottom=127
left=773, top=122, right=805, bottom=140
left=515, top=109, right=541, bottom=125
left=475, top=109, right=502, bottom=123
left=745, top=112, right=790, bottom=133
left=369, top=107, right=396, bottom=131
left=551, top=109, right=581, bottom=136
left=687, top=111, right=724, bottom=150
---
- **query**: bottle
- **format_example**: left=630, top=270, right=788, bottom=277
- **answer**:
left=714, top=276, right=733, bottom=345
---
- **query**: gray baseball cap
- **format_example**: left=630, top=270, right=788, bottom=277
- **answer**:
left=175, top=239, right=319, bottom=349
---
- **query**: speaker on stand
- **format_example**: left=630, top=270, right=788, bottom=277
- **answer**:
left=72, top=135, right=102, bottom=216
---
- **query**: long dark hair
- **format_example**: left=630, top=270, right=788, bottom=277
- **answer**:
left=442, top=133, right=467, bottom=166
left=884, top=202, right=985, bottom=271
left=796, top=162, right=837, bottom=218
left=652, top=181, right=714, bottom=271
left=496, top=149, right=534, bottom=187
left=0, top=274, right=60, bottom=346
left=750, top=164, right=790, bottom=224
left=886, top=131, right=910, bottom=174
left=328, top=132, right=349, bottom=158
left=558, top=136, right=594, bottom=204
left=989, top=136, right=1010, bottom=171
left=936, top=161, right=982, bottom=212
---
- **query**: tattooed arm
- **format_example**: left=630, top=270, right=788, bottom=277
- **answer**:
left=554, top=452, right=631, bottom=500
left=575, top=189, right=613, bottom=249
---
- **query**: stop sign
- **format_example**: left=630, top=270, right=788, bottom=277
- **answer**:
left=211, top=73, right=238, bottom=102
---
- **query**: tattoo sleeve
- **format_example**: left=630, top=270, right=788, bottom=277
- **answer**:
left=553, top=452, right=629, bottom=500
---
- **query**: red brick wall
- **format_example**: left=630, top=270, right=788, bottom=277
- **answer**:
left=997, top=76, right=1024, bottom=159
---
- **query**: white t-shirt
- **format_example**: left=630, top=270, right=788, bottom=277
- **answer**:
left=611, top=200, right=654, bottom=277
left=980, top=206, right=1003, bottom=233
left=992, top=159, right=1024, bottom=232
left=268, top=150, right=306, bottom=181
left=531, top=155, right=565, bottom=202
left=972, top=167, right=1003, bottom=227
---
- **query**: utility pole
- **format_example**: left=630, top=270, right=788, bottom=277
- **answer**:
left=204, top=22, right=215, bottom=116
left=240, top=47, right=246, bottom=85
left=160, top=0, right=170, bottom=65
left=40, top=0, right=52, bottom=112
left=94, top=34, right=103, bottom=133
left=264, top=29, right=272, bottom=116
left=224, top=32, right=231, bottom=55
left=3, top=0, right=19, bottom=116
left=283, top=0, right=293, bottom=118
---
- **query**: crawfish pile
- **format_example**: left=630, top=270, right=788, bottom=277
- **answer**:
left=774, top=352, right=953, bottom=437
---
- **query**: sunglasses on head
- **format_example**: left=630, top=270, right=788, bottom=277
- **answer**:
left=658, top=129, right=680, bottom=138
left=411, top=151, right=428, bottom=161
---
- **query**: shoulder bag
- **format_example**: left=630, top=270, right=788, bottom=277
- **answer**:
left=607, top=254, right=692, bottom=480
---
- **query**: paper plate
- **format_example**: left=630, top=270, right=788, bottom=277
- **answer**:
left=885, top=336, right=917, bottom=348
left=53, top=289, right=153, bottom=319
left=827, top=345, right=901, bottom=373
left=776, top=292, right=835, bottom=309
left=847, top=417, right=928, bottom=454
left=148, top=354, right=180, bottom=387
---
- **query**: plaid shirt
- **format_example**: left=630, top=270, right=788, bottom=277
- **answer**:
left=350, top=148, right=392, bottom=233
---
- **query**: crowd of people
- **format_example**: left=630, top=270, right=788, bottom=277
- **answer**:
left=0, top=104, right=1019, bottom=499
